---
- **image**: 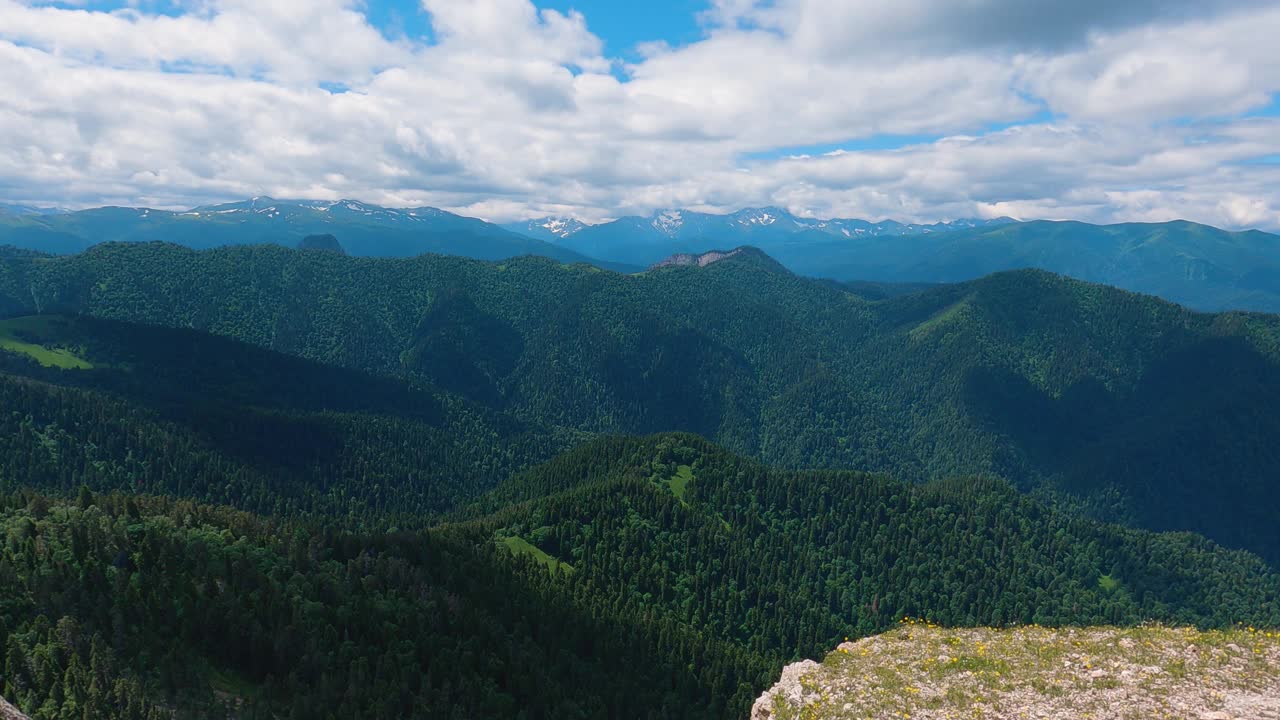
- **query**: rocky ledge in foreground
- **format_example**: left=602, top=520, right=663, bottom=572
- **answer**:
left=753, top=624, right=1280, bottom=720
left=0, top=695, right=30, bottom=720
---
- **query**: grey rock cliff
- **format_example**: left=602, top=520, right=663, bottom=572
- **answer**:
left=0, top=696, right=30, bottom=720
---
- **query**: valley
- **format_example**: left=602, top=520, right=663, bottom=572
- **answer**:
left=1, top=243, right=1277, bottom=561
left=0, top=243, right=1277, bottom=717
left=5, top=0, right=1279, bottom=716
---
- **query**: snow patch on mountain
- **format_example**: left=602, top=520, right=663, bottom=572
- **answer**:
left=532, top=217, right=587, bottom=238
left=652, top=210, right=684, bottom=235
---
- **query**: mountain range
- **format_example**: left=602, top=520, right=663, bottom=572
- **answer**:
left=2, top=240, right=1280, bottom=718
left=3, top=241, right=1279, bottom=563
left=0, top=197, right=620, bottom=268
left=504, top=207, right=1014, bottom=258
left=4, top=198, right=1277, bottom=312
left=506, top=208, right=1280, bottom=312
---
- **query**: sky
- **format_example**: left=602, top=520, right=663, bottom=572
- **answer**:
left=1, top=0, right=1279, bottom=229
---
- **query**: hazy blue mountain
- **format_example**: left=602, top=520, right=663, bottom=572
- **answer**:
left=543, top=207, right=1013, bottom=266
left=0, top=203, right=68, bottom=216
left=501, top=216, right=589, bottom=242
left=0, top=197, right=608, bottom=265
left=766, top=219, right=1280, bottom=313
left=509, top=207, right=1279, bottom=312
left=8, top=197, right=1279, bottom=310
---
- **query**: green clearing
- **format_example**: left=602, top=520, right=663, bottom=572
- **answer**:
left=659, top=464, right=730, bottom=527
left=498, top=535, right=574, bottom=575
left=0, top=316, right=93, bottom=369
left=908, top=295, right=973, bottom=340
left=663, top=465, right=694, bottom=505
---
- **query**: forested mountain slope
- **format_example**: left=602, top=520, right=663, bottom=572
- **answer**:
left=0, top=243, right=1277, bottom=560
left=1, top=243, right=1278, bottom=561
left=0, top=314, right=572, bottom=520
left=0, top=490, right=768, bottom=719
left=2, top=435, right=1279, bottom=719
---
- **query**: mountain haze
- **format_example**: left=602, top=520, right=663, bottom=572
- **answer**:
left=543, top=207, right=1012, bottom=266
left=6, top=199, right=1279, bottom=311
left=513, top=208, right=1280, bottom=312
left=501, top=216, right=590, bottom=241
left=778, top=219, right=1280, bottom=313
left=0, top=197, right=611, bottom=266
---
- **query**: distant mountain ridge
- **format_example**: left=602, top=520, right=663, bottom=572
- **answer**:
left=504, top=207, right=1280, bottom=312
left=529, top=207, right=1014, bottom=263
left=0, top=203, right=67, bottom=216
left=518, top=207, right=1012, bottom=240
left=0, top=197, right=613, bottom=267
left=502, top=216, right=589, bottom=241
left=785, top=218, right=1280, bottom=313
left=5, top=197, right=1280, bottom=310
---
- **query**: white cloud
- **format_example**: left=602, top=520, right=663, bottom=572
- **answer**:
left=1021, top=5, right=1280, bottom=122
left=0, top=0, right=1277, bottom=230
left=0, top=0, right=404, bottom=83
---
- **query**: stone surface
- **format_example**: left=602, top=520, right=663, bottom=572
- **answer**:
left=753, top=624, right=1280, bottom=720
left=751, top=659, right=821, bottom=719
left=0, top=696, right=30, bottom=720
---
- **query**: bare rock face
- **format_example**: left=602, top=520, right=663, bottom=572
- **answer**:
left=0, top=696, right=30, bottom=720
left=753, top=624, right=1280, bottom=720
left=751, top=659, right=821, bottom=719
left=651, top=249, right=744, bottom=269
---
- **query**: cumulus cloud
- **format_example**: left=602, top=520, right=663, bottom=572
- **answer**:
left=0, top=0, right=1278, bottom=230
left=712, top=0, right=1272, bottom=55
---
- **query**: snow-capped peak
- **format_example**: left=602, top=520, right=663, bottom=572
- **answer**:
left=535, top=217, right=586, bottom=238
left=733, top=207, right=792, bottom=227
left=651, top=209, right=684, bottom=235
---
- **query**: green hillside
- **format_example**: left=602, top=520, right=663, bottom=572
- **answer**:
left=2, top=435, right=1278, bottom=719
left=0, top=316, right=93, bottom=369
left=2, top=243, right=1278, bottom=562
left=0, top=314, right=572, bottom=520
left=0, top=294, right=1277, bottom=718
left=0, top=490, right=768, bottom=720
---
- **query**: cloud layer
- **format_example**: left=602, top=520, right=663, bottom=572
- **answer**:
left=1, top=0, right=1278, bottom=229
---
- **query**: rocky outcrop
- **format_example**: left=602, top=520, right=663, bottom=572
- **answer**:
left=753, top=624, right=1280, bottom=720
left=651, top=248, right=745, bottom=269
left=751, top=659, right=821, bottom=719
left=0, top=696, right=30, bottom=720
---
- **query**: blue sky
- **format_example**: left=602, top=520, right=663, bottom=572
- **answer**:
left=1, top=0, right=1279, bottom=229
left=535, top=1, right=709, bottom=56
left=323, top=0, right=713, bottom=59
left=56, top=0, right=713, bottom=52
left=363, top=0, right=711, bottom=65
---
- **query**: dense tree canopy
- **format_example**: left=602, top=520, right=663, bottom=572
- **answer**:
left=1, top=244, right=1278, bottom=560
left=0, top=245, right=1278, bottom=718
left=1, top=435, right=1278, bottom=718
